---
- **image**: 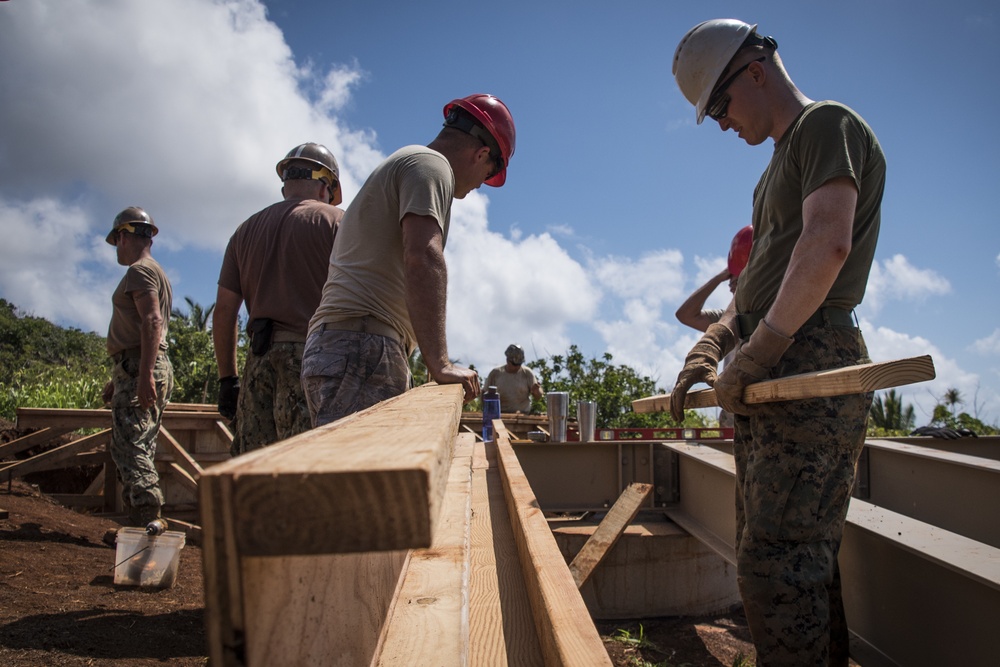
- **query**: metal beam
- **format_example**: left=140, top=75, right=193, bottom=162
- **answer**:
left=857, top=439, right=1000, bottom=548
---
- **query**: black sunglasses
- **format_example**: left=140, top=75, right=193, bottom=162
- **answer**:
left=706, top=57, right=766, bottom=121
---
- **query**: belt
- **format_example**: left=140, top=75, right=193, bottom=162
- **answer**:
left=272, top=331, right=306, bottom=344
left=736, top=307, right=856, bottom=339
left=319, top=316, right=403, bottom=347
left=112, top=347, right=166, bottom=362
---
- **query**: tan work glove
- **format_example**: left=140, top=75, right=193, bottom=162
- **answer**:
left=714, top=319, right=793, bottom=415
left=670, top=322, right=737, bottom=423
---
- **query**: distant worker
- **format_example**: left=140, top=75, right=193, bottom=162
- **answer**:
left=485, top=344, right=543, bottom=413
left=302, top=94, right=517, bottom=425
left=101, top=207, right=174, bottom=528
left=214, top=143, right=345, bottom=455
left=675, top=225, right=753, bottom=332
left=670, top=19, right=885, bottom=665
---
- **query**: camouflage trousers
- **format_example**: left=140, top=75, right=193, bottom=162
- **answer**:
left=110, top=352, right=174, bottom=525
left=300, top=328, right=410, bottom=427
left=231, top=342, right=313, bottom=457
left=733, top=324, right=872, bottom=667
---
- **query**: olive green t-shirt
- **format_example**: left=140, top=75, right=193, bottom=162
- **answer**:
left=735, top=101, right=886, bottom=314
left=309, top=146, right=454, bottom=354
left=106, top=257, right=172, bottom=356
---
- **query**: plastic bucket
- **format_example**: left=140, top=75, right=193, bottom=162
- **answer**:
left=113, top=527, right=186, bottom=588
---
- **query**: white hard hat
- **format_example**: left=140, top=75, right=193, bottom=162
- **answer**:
left=673, top=19, right=757, bottom=124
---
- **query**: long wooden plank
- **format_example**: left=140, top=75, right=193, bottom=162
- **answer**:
left=0, top=427, right=72, bottom=460
left=469, top=438, right=544, bottom=666
left=0, top=429, right=110, bottom=478
left=569, top=482, right=652, bottom=587
left=159, top=426, right=204, bottom=478
left=633, top=355, right=935, bottom=413
left=494, top=421, right=613, bottom=667
left=376, top=435, right=475, bottom=666
left=16, top=407, right=226, bottom=431
left=199, top=383, right=464, bottom=557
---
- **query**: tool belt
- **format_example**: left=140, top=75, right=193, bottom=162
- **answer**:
left=319, top=316, right=403, bottom=347
left=736, top=307, right=856, bottom=339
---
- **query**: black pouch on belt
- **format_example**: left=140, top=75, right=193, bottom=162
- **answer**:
left=248, top=318, right=274, bottom=355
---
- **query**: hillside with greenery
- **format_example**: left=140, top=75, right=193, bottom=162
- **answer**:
left=2, top=298, right=995, bottom=434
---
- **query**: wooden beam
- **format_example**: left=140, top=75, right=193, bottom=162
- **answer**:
left=468, top=438, right=544, bottom=666
left=15, top=407, right=228, bottom=431
left=0, top=427, right=72, bottom=460
left=159, top=426, right=204, bottom=478
left=632, top=355, right=935, bottom=414
left=0, top=429, right=110, bottom=478
left=214, top=420, right=234, bottom=445
left=169, top=461, right=200, bottom=495
left=376, top=435, right=475, bottom=666
left=494, top=421, right=613, bottom=667
left=568, top=482, right=652, bottom=588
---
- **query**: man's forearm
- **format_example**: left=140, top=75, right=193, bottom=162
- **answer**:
left=213, top=287, right=242, bottom=378
left=404, top=248, right=450, bottom=376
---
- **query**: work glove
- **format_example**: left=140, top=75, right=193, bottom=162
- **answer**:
left=218, top=375, right=240, bottom=421
left=670, top=322, right=738, bottom=423
left=715, top=320, right=792, bottom=416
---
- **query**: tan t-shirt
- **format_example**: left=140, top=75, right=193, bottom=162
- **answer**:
left=736, top=101, right=885, bottom=314
left=106, top=257, right=172, bottom=356
left=309, top=146, right=454, bottom=354
left=485, top=365, right=539, bottom=413
left=218, top=198, right=343, bottom=337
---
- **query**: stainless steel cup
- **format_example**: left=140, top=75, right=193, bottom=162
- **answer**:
left=577, top=400, right=597, bottom=442
left=546, top=392, right=569, bottom=442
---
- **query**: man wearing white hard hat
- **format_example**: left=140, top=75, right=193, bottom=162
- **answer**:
left=670, top=19, right=886, bottom=666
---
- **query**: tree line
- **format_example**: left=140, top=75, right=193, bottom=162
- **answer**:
left=1, top=297, right=995, bottom=434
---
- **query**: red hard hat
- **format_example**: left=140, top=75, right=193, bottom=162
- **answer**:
left=443, top=94, right=516, bottom=187
left=727, top=225, right=753, bottom=277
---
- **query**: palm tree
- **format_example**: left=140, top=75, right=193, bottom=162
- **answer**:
left=869, top=389, right=915, bottom=433
left=943, top=387, right=963, bottom=419
left=172, top=296, right=215, bottom=331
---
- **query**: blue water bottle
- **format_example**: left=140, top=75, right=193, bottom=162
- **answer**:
left=482, top=386, right=500, bottom=442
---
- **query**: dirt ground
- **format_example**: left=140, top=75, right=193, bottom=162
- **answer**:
left=0, top=478, right=758, bottom=667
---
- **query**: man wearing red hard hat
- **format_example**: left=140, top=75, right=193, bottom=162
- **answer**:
left=303, top=94, right=516, bottom=425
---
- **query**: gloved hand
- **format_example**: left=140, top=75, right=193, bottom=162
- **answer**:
left=715, top=320, right=792, bottom=416
left=670, top=322, right=737, bottom=423
left=218, top=375, right=240, bottom=421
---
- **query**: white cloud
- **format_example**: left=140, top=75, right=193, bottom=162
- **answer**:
left=861, top=320, right=986, bottom=423
left=864, top=254, right=950, bottom=312
left=445, top=194, right=599, bottom=370
left=972, top=329, right=1000, bottom=356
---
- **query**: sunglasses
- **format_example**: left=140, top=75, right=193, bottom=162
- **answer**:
left=705, top=57, right=766, bottom=121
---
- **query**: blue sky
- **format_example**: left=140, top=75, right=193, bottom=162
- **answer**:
left=1, top=0, right=997, bottom=424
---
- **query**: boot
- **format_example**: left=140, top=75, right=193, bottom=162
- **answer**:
left=130, top=503, right=162, bottom=528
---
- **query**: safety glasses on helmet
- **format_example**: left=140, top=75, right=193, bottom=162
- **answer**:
left=705, top=57, right=765, bottom=121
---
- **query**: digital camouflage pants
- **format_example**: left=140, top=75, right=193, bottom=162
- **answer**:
left=733, top=324, right=872, bottom=667
left=300, top=328, right=409, bottom=427
left=110, top=353, right=173, bottom=526
left=231, top=342, right=313, bottom=456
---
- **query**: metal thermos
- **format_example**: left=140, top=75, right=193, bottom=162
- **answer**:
left=546, top=392, right=569, bottom=442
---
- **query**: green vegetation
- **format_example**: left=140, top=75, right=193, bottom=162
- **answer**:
left=528, top=345, right=711, bottom=428
left=0, top=299, right=109, bottom=419
left=868, top=388, right=916, bottom=436
left=0, top=297, right=248, bottom=419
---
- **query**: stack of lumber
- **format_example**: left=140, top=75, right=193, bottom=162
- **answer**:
left=199, top=383, right=611, bottom=666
